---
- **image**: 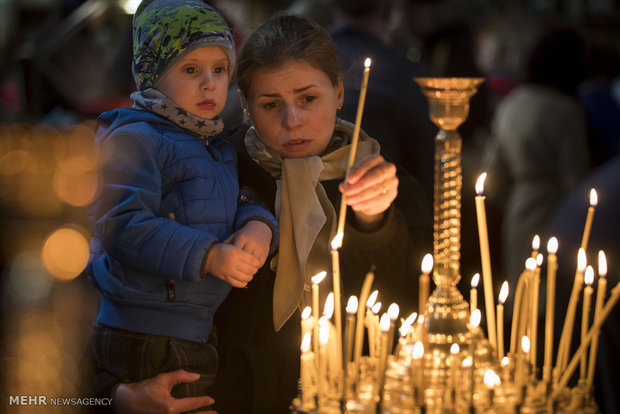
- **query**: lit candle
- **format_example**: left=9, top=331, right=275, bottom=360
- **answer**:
left=530, top=253, right=543, bottom=369
left=419, top=253, right=433, bottom=315
left=318, top=320, right=329, bottom=405
left=377, top=313, right=391, bottom=397
left=580, top=188, right=597, bottom=251
left=387, top=303, right=400, bottom=355
left=587, top=251, right=607, bottom=385
left=330, top=234, right=344, bottom=373
left=336, top=58, right=372, bottom=237
left=556, top=248, right=587, bottom=373
left=470, top=273, right=480, bottom=315
left=370, top=301, right=382, bottom=358
left=497, top=281, right=509, bottom=361
left=580, top=266, right=594, bottom=380
left=394, top=313, right=417, bottom=356
left=412, top=341, right=425, bottom=406
left=449, top=343, right=460, bottom=393
left=311, top=271, right=327, bottom=358
left=300, top=333, right=316, bottom=410
left=301, top=306, right=314, bottom=350
left=483, top=369, right=501, bottom=407
left=469, top=309, right=481, bottom=407
left=515, top=336, right=530, bottom=402
left=462, top=356, right=473, bottom=409
left=353, top=269, right=375, bottom=378
left=343, top=295, right=357, bottom=400
left=501, top=356, right=510, bottom=383
left=543, top=237, right=558, bottom=384
left=364, top=291, right=379, bottom=360
left=322, top=293, right=342, bottom=385
left=474, top=172, right=497, bottom=351
left=510, top=258, right=535, bottom=356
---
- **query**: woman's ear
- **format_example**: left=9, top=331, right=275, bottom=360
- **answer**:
left=239, top=92, right=253, bottom=125
left=337, top=78, right=344, bottom=108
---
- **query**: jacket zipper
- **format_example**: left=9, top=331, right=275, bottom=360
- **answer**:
left=203, top=138, right=219, bottom=161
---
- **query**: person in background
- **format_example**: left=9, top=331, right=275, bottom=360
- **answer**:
left=82, top=1, right=277, bottom=411
left=211, top=14, right=432, bottom=413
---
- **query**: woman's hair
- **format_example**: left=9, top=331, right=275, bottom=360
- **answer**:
left=236, top=14, right=341, bottom=97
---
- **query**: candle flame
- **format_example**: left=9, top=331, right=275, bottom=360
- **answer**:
left=498, top=281, right=509, bottom=304
left=536, top=252, right=544, bottom=267
left=501, top=356, right=509, bottom=367
left=399, top=320, right=412, bottom=337
left=412, top=341, right=424, bottom=359
left=532, top=235, right=540, bottom=251
left=484, top=369, right=501, bottom=387
left=319, top=319, right=329, bottom=345
left=323, top=292, right=334, bottom=318
left=366, top=290, right=378, bottom=308
left=421, top=253, right=433, bottom=274
left=471, top=272, right=480, bottom=289
left=598, top=251, right=607, bottom=277
left=405, top=312, right=418, bottom=325
left=364, top=57, right=371, bottom=68
left=585, top=266, right=594, bottom=286
left=578, top=248, right=587, bottom=272
left=547, top=237, right=558, bottom=254
left=311, top=271, right=327, bottom=285
left=521, top=336, right=530, bottom=353
left=372, top=302, right=382, bottom=314
left=331, top=232, right=343, bottom=250
left=346, top=295, right=358, bottom=314
left=380, top=313, right=391, bottom=332
left=470, top=309, right=481, bottom=328
left=590, top=188, right=598, bottom=207
left=301, top=332, right=311, bottom=352
left=301, top=306, right=312, bottom=320
left=387, top=303, right=400, bottom=321
left=450, top=343, right=460, bottom=355
left=525, top=257, right=537, bottom=271
left=475, top=172, right=487, bottom=195
left=462, top=356, right=473, bottom=368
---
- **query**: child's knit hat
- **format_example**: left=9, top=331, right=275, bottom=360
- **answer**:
left=132, top=0, right=235, bottom=91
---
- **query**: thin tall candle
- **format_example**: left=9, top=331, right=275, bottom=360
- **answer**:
left=530, top=253, right=542, bottom=368
left=587, top=251, right=607, bottom=385
left=419, top=254, right=433, bottom=316
left=300, top=333, right=316, bottom=410
left=330, top=234, right=343, bottom=377
left=336, top=58, right=372, bottom=238
left=475, top=172, right=497, bottom=350
left=543, top=237, right=558, bottom=383
left=377, top=313, right=391, bottom=398
left=497, top=281, right=509, bottom=361
left=311, top=272, right=326, bottom=364
left=387, top=303, right=400, bottom=354
left=470, top=273, right=480, bottom=315
left=580, top=266, right=594, bottom=380
left=580, top=188, right=597, bottom=251
left=301, top=306, right=314, bottom=350
left=353, top=269, right=374, bottom=379
left=318, top=320, right=329, bottom=405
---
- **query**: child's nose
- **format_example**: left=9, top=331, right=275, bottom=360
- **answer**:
left=200, top=73, right=215, bottom=91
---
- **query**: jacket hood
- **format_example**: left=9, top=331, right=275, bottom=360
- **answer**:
left=97, top=107, right=178, bottom=139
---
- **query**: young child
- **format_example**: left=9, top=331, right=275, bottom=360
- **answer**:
left=84, top=0, right=277, bottom=402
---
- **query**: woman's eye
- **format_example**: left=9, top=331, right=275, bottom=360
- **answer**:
left=263, top=102, right=279, bottom=110
left=303, top=95, right=317, bottom=103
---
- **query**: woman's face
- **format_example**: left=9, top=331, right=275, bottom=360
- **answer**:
left=244, top=60, right=344, bottom=158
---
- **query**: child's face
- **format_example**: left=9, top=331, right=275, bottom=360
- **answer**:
left=157, top=46, right=229, bottom=120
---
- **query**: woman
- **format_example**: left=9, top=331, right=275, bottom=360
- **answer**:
left=211, top=14, right=432, bottom=413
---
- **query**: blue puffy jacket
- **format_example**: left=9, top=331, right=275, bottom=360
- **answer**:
left=87, top=108, right=278, bottom=343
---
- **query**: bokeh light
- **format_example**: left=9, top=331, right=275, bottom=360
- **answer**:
left=41, top=227, right=90, bottom=281
left=7, top=250, right=54, bottom=303
left=53, top=155, right=100, bottom=206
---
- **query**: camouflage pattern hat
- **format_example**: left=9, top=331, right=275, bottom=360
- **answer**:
left=132, top=0, right=235, bottom=91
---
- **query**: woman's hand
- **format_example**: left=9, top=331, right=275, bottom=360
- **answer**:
left=112, top=370, right=216, bottom=414
left=338, top=154, right=398, bottom=231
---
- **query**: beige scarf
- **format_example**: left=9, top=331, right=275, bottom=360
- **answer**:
left=245, top=119, right=380, bottom=331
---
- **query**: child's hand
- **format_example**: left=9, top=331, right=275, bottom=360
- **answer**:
left=229, top=220, right=272, bottom=267
left=204, top=243, right=261, bottom=288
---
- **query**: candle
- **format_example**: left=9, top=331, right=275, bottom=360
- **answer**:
left=343, top=296, right=357, bottom=400
left=469, top=309, right=481, bottom=407
left=419, top=254, right=433, bottom=316
left=587, top=251, right=607, bottom=385
left=449, top=343, right=460, bottom=393
left=556, top=248, right=587, bottom=373
left=336, top=58, right=372, bottom=237
left=353, top=269, right=375, bottom=379
left=387, top=303, right=400, bottom=354
left=330, top=234, right=344, bottom=373
left=300, top=333, right=316, bottom=410
left=510, top=258, right=535, bottom=356
left=461, top=356, right=473, bottom=409
left=474, top=172, right=497, bottom=351
left=580, top=266, right=594, bottom=380
left=394, top=313, right=417, bottom=357
left=501, top=356, right=510, bottom=383
left=364, top=291, right=379, bottom=359
left=311, top=271, right=327, bottom=358
left=580, top=188, right=597, bottom=251
left=483, top=369, right=501, bottom=407
left=543, top=237, right=558, bottom=384
left=497, top=281, right=509, bottom=361
left=318, top=320, right=329, bottom=405
left=370, top=301, right=382, bottom=358
left=530, top=253, right=542, bottom=369
left=515, top=336, right=530, bottom=402
left=530, top=235, right=540, bottom=258
left=412, top=341, right=425, bottom=406
left=470, top=273, right=480, bottom=315
left=377, top=313, right=391, bottom=398
left=301, top=306, right=314, bottom=350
